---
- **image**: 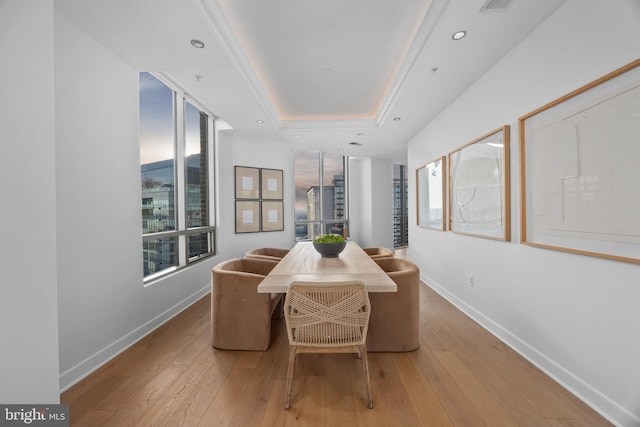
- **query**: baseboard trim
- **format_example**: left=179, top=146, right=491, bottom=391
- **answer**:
left=59, top=285, right=210, bottom=393
left=420, top=272, right=639, bottom=427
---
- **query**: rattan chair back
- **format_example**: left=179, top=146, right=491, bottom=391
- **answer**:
left=284, top=281, right=370, bottom=347
left=283, top=280, right=373, bottom=409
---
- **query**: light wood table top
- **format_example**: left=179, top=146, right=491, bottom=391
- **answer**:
left=257, top=241, right=397, bottom=293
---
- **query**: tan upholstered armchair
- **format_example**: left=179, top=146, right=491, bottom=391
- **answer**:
left=211, top=258, right=284, bottom=351
left=367, top=257, right=420, bottom=352
left=362, top=247, right=395, bottom=259
left=244, top=247, right=290, bottom=261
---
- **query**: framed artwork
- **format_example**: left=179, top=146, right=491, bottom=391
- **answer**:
left=261, top=200, right=284, bottom=232
left=235, top=200, right=260, bottom=233
left=234, top=165, right=285, bottom=233
left=519, top=58, right=640, bottom=264
left=416, top=156, right=446, bottom=230
left=235, top=166, right=260, bottom=199
left=261, top=168, right=283, bottom=200
left=448, top=125, right=511, bottom=241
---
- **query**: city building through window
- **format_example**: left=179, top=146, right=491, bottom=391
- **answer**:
left=140, top=72, right=216, bottom=281
left=294, top=151, right=348, bottom=241
left=393, top=163, right=409, bottom=247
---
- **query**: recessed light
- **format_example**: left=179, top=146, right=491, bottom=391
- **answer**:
left=256, top=120, right=264, bottom=124
left=452, top=31, right=467, bottom=40
left=190, top=39, right=205, bottom=48
left=393, top=117, right=401, bottom=121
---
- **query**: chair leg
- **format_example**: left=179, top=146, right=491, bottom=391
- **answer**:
left=360, top=345, right=373, bottom=409
left=284, top=346, right=297, bottom=409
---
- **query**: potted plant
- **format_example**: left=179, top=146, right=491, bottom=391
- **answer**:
left=312, top=234, right=347, bottom=258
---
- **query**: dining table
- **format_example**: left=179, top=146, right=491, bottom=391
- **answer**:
left=257, top=240, right=397, bottom=293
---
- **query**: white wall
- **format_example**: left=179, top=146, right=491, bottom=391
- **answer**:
left=407, top=1, right=640, bottom=425
left=216, top=132, right=296, bottom=256
left=55, top=12, right=209, bottom=390
left=370, top=158, right=395, bottom=249
left=54, top=15, right=294, bottom=391
left=347, top=158, right=369, bottom=244
left=349, top=157, right=395, bottom=249
left=0, top=0, right=60, bottom=404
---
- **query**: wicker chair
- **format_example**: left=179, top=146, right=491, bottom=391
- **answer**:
left=211, top=258, right=284, bottom=351
left=283, top=281, right=373, bottom=409
left=362, top=247, right=395, bottom=259
left=367, top=258, right=420, bottom=352
left=244, top=247, right=290, bottom=261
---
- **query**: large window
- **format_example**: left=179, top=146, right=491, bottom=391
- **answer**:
left=294, top=150, right=348, bottom=241
left=393, top=164, right=409, bottom=247
left=140, top=72, right=216, bottom=281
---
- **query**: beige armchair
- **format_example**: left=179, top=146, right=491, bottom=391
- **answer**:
left=367, top=258, right=420, bottom=352
left=211, top=258, right=283, bottom=351
left=362, top=247, right=395, bottom=259
left=244, top=247, right=290, bottom=261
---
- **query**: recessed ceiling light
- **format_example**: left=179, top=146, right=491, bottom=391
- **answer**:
left=256, top=120, right=264, bottom=124
left=393, top=117, right=401, bottom=121
left=190, top=39, right=205, bottom=48
left=452, top=31, right=467, bottom=40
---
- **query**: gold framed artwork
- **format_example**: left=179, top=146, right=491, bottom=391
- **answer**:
left=235, top=200, right=260, bottom=233
left=235, top=166, right=260, bottom=199
left=448, top=125, right=511, bottom=241
left=416, top=156, right=446, bottom=230
left=519, top=58, right=640, bottom=264
left=261, top=168, right=283, bottom=200
left=261, top=200, right=284, bottom=232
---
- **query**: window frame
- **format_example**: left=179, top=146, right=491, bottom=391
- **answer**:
left=294, top=151, right=349, bottom=241
left=141, top=72, right=217, bottom=284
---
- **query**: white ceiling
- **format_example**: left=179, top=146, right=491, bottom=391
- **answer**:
left=55, top=0, right=566, bottom=162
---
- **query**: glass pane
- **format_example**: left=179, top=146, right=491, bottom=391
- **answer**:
left=393, top=164, right=409, bottom=247
left=185, top=101, right=209, bottom=228
left=306, top=223, right=322, bottom=241
left=143, top=237, right=178, bottom=276
left=324, top=222, right=346, bottom=236
left=323, top=153, right=345, bottom=221
left=188, top=232, right=211, bottom=259
left=140, top=72, right=176, bottom=234
left=294, top=150, right=319, bottom=240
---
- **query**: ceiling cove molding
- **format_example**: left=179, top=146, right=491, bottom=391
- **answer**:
left=192, top=0, right=448, bottom=132
left=374, top=0, right=450, bottom=126
left=191, top=0, right=284, bottom=129
left=280, top=118, right=379, bottom=132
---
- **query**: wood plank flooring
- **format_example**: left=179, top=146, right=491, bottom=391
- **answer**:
left=61, top=273, right=611, bottom=426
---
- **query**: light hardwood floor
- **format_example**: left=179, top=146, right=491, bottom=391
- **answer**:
left=62, top=259, right=611, bottom=426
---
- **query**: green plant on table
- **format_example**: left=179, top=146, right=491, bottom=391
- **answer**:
left=313, top=234, right=345, bottom=244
